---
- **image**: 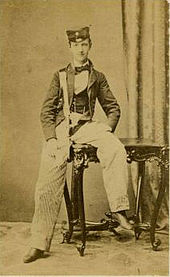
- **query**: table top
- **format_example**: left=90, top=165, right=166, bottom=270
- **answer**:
left=120, top=138, right=167, bottom=148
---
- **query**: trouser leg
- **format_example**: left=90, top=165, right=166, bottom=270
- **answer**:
left=31, top=121, right=69, bottom=251
left=97, top=139, right=129, bottom=212
left=71, top=121, right=129, bottom=213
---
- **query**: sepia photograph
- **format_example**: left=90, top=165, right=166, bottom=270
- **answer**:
left=0, top=0, right=169, bottom=275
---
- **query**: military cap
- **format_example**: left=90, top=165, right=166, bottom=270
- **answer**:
left=66, top=26, right=90, bottom=42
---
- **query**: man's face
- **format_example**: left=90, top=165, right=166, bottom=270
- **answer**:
left=70, top=38, right=91, bottom=64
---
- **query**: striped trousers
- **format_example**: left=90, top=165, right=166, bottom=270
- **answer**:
left=31, top=120, right=129, bottom=251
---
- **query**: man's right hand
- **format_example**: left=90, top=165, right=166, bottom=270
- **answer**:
left=46, top=138, right=59, bottom=158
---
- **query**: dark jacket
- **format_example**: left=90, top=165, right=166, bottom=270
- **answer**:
left=40, top=60, right=121, bottom=141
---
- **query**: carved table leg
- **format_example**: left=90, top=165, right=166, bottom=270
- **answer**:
left=63, top=181, right=73, bottom=243
left=76, top=167, right=86, bottom=256
left=150, top=164, right=168, bottom=250
left=134, top=161, right=145, bottom=240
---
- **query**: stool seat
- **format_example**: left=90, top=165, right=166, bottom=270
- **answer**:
left=72, top=143, right=94, bottom=149
left=70, top=143, right=99, bottom=165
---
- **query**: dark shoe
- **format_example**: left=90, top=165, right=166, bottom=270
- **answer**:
left=111, top=212, right=133, bottom=230
left=23, top=248, right=44, bottom=263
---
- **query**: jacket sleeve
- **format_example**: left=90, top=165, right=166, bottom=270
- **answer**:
left=97, top=72, right=121, bottom=132
left=40, top=71, right=60, bottom=140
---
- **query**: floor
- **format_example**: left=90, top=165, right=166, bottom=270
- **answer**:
left=0, top=222, right=169, bottom=276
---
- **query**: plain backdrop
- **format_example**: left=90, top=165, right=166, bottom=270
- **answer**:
left=0, top=0, right=129, bottom=222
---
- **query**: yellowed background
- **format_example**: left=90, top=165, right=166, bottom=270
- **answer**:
left=1, top=0, right=128, bottom=222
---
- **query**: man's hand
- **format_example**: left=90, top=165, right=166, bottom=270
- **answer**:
left=46, top=138, right=59, bottom=158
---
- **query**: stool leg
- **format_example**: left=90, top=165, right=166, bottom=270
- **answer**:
left=63, top=181, right=73, bottom=243
left=76, top=168, right=86, bottom=256
left=71, top=167, right=79, bottom=222
left=134, top=161, right=145, bottom=240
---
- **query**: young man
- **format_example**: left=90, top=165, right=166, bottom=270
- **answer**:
left=23, top=26, right=132, bottom=263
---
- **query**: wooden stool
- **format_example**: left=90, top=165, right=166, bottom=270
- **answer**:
left=63, top=143, right=119, bottom=256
